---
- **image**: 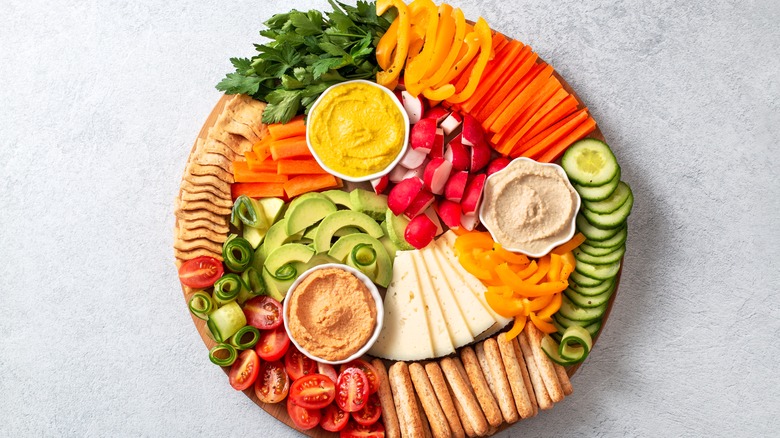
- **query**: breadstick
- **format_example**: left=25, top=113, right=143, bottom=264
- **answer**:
left=518, top=331, right=553, bottom=410
left=389, top=362, right=425, bottom=438
left=554, top=363, right=573, bottom=396
left=524, top=323, right=564, bottom=402
left=510, top=337, right=539, bottom=416
left=448, top=380, right=476, bottom=437
left=496, top=333, right=535, bottom=419
left=459, top=347, right=504, bottom=427
left=372, top=358, right=402, bottom=438
left=474, top=342, right=497, bottom=397
left=409, top=363, right=452, bottom=438
left=439, top=357, right=489, bottom=437
left=424, top=362, right=466, bottom=438
left=480, top=338, right=520, bottom=423
left=416, top=393, right=433, bottom=438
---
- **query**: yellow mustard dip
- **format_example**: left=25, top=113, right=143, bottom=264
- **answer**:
left=309, top=82, right=406, bottom=178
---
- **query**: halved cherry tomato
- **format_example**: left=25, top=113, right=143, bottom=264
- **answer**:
left=289, top=373, right=336, bottom=409
left=228, top=349, right=259, bottom=391
left=336, top=367, right=369, bottom=412
left=285, top=346, right=317, bottom=381
left=243, top=296, right=283, bottom=330
left=255, top=325, right=290, bottom=361
left=352, top=393, right=381, bottom=426
left=341, top=359, right=380, bottom=394
left=321, top=403, right=350, bottom=432
left=318, top=362, right=339, bottom=384
left=254, top=360, right=289, bottom=404
left=287, top=398, right=322, bottom=431
left=340, top=419, right=385, bottom=437
left=178, top=256, right=223, bottom=288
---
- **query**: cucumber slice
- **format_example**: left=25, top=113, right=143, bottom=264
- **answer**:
left=574, top=245, right=626, bottom=265
left=570, top=277, right=614, bottom=296
left=559, top=326, right=593, bottom=361
left=575, top=258, right=621, bottom=281
left=569, top=270, right=605, bottom=287
left=540, top=336, right=577, bottom=366
left=573, top=168, right=621, bottom=201
left=562, top=139, right=619, bottom=187
left=564, top=283, right=615, bottom=308
left=554, top=314, right=602, bottom=335
left=558, top=296, right=608, bottom=322
left=584, top=225, right=627, bottom=249
left=582, top=191, right=634, bottom=229
left=576, top=214, right=622, bottom=241
left=582, top=181, right=632, bottom=214
left=206, top=301, right=247, bottom=342
left=579, top=242, right=622, bottom=257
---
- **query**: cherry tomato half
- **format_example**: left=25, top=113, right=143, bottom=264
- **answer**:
left=243, top=296, right=283, bottom=330
left=287, top=398, right=322, bottom=431
left=340, top=359, right=380, bottom=394
left=228, top=349, right=259, bottom=391
left=285, top=346, right=317, bottom=381
left=340, top=420, right=385, bottom=438
left=320, top=403, right=350, bottom=432
left=289, top=373, right=336, bottom=409
left=352, top=393, right=381, bottom=426
left=318, top=362, right=339, bottom=384
left=255, top=325, right=290, bottom=361
left=178, top=256, right=223, bottom=288
left=254, top=360, right=289, bottom=404
left=336, top=367, right=369, bottom=412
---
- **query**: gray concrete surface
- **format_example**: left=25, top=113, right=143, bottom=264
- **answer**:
left=1, top=0, right=778, bottom=436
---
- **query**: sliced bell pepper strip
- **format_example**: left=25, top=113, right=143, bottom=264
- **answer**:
left=446, top=18, right=493, bottom=104
left=504, top=316, right=527, bottom=341
left=454, top=232, right=494, bottom=253
left=485, top=287, right=526, bottom=318
left=376, top=17, right=400, bottom=71
left=514, top=260, right=538, bottom=279
left=536, top=293, right=563, bottom=319
left=422, top=7, right=465, bottom=88
left=530, top=312, right=558, bottom=334
left=548, top=253, right=563, bottom=282
left=526, top=255, right=551, bottom=284
left=422, top=4, right=455, bottom=81
left=493, top=243, right=530, bottom=265
left=552, top=233, right=586, bottom=255
left=403, top=0, right=438, bottom=96
left=458, top=253, right=492, bottom=280
left=376, top=0, right=410, bottom=88
left=525, top=294, right=555, bottom=312
left=433, top=31, right=480, bottom=89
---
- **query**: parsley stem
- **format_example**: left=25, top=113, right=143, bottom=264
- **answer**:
left=327, top=32, right=366, bottom=38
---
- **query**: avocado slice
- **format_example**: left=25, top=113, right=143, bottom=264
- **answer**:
left=243, top=225, right=266, bottom=249
left=284, top=192, right=329, bottom=218
left=328, top=234, right=393, bottom=288
left=286, top=197, right=337, bottom=235
left=264, top=243, right=315, bottom=279
left=322, top=190, right=353, bottom=210
left=258, top=197, right=286, bottom=224
left=255, top=218, right=303, bottom=270
left=313, top=210, right=385, bottom=254
left=380, top=236, right=400, bottom=260
left=385, top=209, right=414, bottom=251
left=350, top=189, right=388, bottom=220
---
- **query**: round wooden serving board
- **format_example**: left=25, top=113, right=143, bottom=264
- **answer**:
left=175, top=44, right=622, bottom=438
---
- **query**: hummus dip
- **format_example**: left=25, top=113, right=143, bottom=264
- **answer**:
left=308, top=81, right=406, bottom=178
left=287, top=267, right=377, bottom=362
left=481, top=159, right=578, bottom=255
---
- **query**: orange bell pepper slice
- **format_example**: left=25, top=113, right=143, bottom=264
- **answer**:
left=514, top=280, right=568, bottom=298
left=548, top=253, right=563, bottom=282
left=530, top=312, right=558, bottom=334
left=495, top=263, right=524, bottom=290
left=423, top=4, right=455, bottom=79
left=376, top=0, right=410, bottom=88
left=504, top=315, right=527, bottom=341
left=375, top=17, right=399, bottom=70
left=493, top=243, right=530, bottom=265
left=526, top=255, right=551, bottom=284
left=485, top=287, right=525, bottom=318
left=536, top=293, right=563, bottom=319
left=422, top=7, right=465, bottom=88
left=458, top=253, right=492, bottom=280
left=446, top=18, right=492, bottom=103
left=525, top=294, right=555, bottom=312
left=560, top=251, right=576, bottom=281
left=454, top=232, right=493, bottom=254
left=403, top=0, right=438, bottom=96
left=514, top=260, right=538, bottom=279
left=552, top=232, right=586, bottom=255
left=433, top=31, right=480, bottom=89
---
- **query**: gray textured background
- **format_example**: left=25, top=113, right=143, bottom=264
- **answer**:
left=1, top=0, right=778, bottom=436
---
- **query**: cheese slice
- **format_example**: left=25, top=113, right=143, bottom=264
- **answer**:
left=368, top=251, right=435, bottom=361
left=410, top=251, right=455, bottom=357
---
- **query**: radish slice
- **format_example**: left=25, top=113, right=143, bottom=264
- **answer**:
left=370, top=175, right=390, bottom=194
left=461, top=113, right=485, bottom=147
left=402, top=162, right=426, bottom=181
left=430, top=128, right=445, bottom=159
left=461, top=173, right=487, bottom=214
left=388, top=164, right=409, bottom=183
left=470, top=141, right=491, bottom=173
left=440, top=112, right=463, bottom=136
left=424, top=106, right=451, bottom=124
left=410, top=118, right=437, bottom=153
left=423, top=207, right=444, bottom=236
left=401, top=91, right=424, bottom=124
left=404, top=190, right=435, bottom=219
left=388, top=177, right=424, bottom=215
left=487, top=157, right=511, bottom=176
left=404, top=214, right=437, bottom=249
left=444, top=135, right=470, bottom=171
left=460, top=212, right=480, bottom=231
left=436, top=200, right=462, bottom=229
left=444, top=171, right=469, bottom=203
left=400, top=146, right=428, bottom=169
left=423, top=158, right=453, bottom=195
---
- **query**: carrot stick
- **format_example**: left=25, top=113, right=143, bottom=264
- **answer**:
left=252, top=137, right=273, bottom=161
left=231, top=182, right=286, bottom=200
left=452, top=31, right=507, bottom=97
left=246, top=155, right=278, bottom=172
left=495, top=88, right=569, bottom=148
left=233, top=161, right=289, bottom=183
left=517, top=109, right=589, bottom=159
left=474, top=45, right=532, bottom=116
left=283, top=174, right=341, bottom=198
left=518, top=94, right=579, bottom=143
left=460, top=41, right=524, bottom=114
left=489, top=72, right=560, bottom=135
left=269, top=136, right=311, bottom=160
left=475, top=57, right=541, bottom=124
left=537, top=117, right=597, bottom=163
left=276, top=159, right=328, bottom=175
left=268, top=115, right=306, bottom=140
left=483, top=64, right=553, bottom=133
left=491, top=77, right=562, bottom=153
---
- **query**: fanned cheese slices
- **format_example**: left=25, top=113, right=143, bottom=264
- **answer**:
left=369, top=232, right=512, bottom=361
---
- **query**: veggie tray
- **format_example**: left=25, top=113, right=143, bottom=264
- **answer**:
left=174, top=1, right=632, bottom=437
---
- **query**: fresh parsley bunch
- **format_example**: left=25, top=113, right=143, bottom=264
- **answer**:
left=216, top=0, right=396, bottom=124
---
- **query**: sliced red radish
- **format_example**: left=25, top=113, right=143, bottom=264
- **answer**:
left=402, top=162, right=426, bottom=181
left=423, top=158, right=453, bottom=195
left=370, top=175, right=389, bottom=194
left=461, top=173, right=487, bottom=214
left=460, top=212, right=479, bottom=231
left=388, top=177, right=424, bottom=215
left=444, top=135, right=470, bottom=171
left=444, top=171, right=469, bottom=203
left=393, top=90, right=403, bottom=103
left=388, top=164, right=408, bottom=183
left=424, top=106, right=451, bottom=124
left=404, top=190, right=435, bottom=219
left=487, top=157, right=511, bottom=176
left=399, top=146, right=427, bottom=169
left=410, top=118, right=437, bottom=153
left=397, top=77, right=406, bottom=91
left=461, top=113, right=485, bottom=147
left=430, top=128, right=444, bottom=159
left=470, top=141, right=491, bottom=173
left=423, top=207, right=444, bottom=236
left=440, top=112, right=462, bottom=136
left=401, top=91, right=424, bottom=124
left=436, top=200, right=462, bottom=229
left=404, top=214, right=437, bottom=249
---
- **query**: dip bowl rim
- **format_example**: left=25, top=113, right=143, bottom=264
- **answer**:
left=305, top=79, right=410, bottom=183
left=478, top=157, right=582, bottom=258
left=282, top=262, right=385, bottom=365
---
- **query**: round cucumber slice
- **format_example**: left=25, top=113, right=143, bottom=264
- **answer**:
left=574, top=258, right=621, bottom=281
left=573, top=168, right=621, bottom=201
left=582, top=190, right=634, bottom=229
left=576, top=214, right=623, bottom=241
left=582, top=181, right=632, bottom=214
left=564, top=283, right=615, bottom=308
left=579, top=242, right=623, bottom=257
left=574, top=245, right=626, bottom=265
left=569, top=270, right=605, bottom=287
left=584, top=225, right=627, bottom=249
left=558, top=295, right=608, bottom=322
left=561, top=139, right=620, bottom=187
left=569, top=277, right=614, bottom=296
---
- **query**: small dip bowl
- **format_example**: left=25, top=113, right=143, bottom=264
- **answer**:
left=282, top=263, right=384, bottom=365
left=478, top=157, right=581, bottom=258
left=306, top=80, right=409, bottom=183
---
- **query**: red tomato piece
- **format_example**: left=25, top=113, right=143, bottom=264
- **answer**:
left=336, top=367, right=369, bottom=412
left=255, top=325, right=290, bottom=361
left=340, top=420, right=385, bottom=438
left=285, top=346, right=318, bottom=381
left=321, top=403, right=350, bottom=432
left=287, top=398, right=322, bottom=431
left=178, top=256, right=223, bottom=288
left=289, top=374, right=336, bottom=409
left=340, top=359, right=380, bottom=394
left=254, top=360, right=290, bottom=404
left=243, top=296, right=283, bottom=330
left=352, top=393, right=381, bottom=426
left=228, top=349, right=259, bottom=391
left=318, top=362, right=339, bottom=384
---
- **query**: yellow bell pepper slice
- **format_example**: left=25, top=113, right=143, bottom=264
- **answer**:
left=560, top=251, right=576, bottom=281
left=403, top=0, right=438, bottom=96
left=423, top=7, right=465, bottom=87
left=514, top=260, right=538, bottom=279
left=495, top=263, right=524, bottom=290
left=552, top=232, right=586, bottom=255
left=525, top=294, right=555, bottom=312
left=458, top=253, right=492, bottom=280
left=536, top=293, right=563, bottom=319
left=530, top=312, right=558, bottom=334
left=375, top=17, right=399, bottom=71
left=504, top=315, right=527, bottom=341
left=446, top=17, right=492, bottom=103
left=376, top=0, right=410, bottom=88
left=422, top=84, right=456, bottom=101
left=514, top=280, right=568, bottom=298
left=433, top=31, right=479, bottom=89
left=454, top=232, right=493, bottom=254
left=493, top=243, right=530, bottom=265
left=526, top=255, right=551, bottom=284
left=423, top=4, right=455, bottom=81
left=485, top=287, right=526, bottom=318
left=548, top=253, right=562, bottom=282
